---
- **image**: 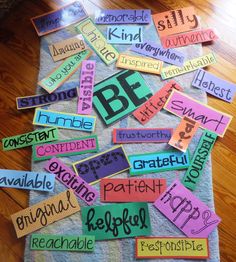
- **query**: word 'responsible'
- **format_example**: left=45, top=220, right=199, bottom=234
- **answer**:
left=101, top=178, right=166, bottom=202
left=33, top=109, right=96, bottom=132
left=82, top=202, right=151, bottom=240
left=0, top=169, right=55, bottom=192
left=45, top=158, right=99, bottom=205
left=161, top=53, right=217, bottom=79
left=30, top=234, right=95, bottom=252
left=153, top=179, right=221, bottom=237
left=129, top=150, right=190, bottom=176
left=113, top=128, right=173, bottom=143
left=2, top=127, right=58, bottom=151
left=73, top=145, right=130, bottom=184
left=76, top=18, right=119, bottom=65
left=182, top=130, right=217, bottom=190
left=93, top=70, right=152, bottom=125
left=136, top=237, right=209, bottom=259
left=133, top=80, right=183, bottom=125
left=33, top=135, right=98, bottom=161
left=192, top=69, right=236, bottom=103
left=11, top=189, right=80, bottom=238
left=164, top=90, right=232, bottom=137
left=31, top=1, right=88, bottom=36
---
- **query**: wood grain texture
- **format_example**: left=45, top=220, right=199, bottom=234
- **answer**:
left=0, top=0, right=235, bottom=261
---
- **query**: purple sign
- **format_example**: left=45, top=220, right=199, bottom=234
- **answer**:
left=94, top=9, right=151, bottom=24
left=73, top=146, right=130, bottom=184
left=192, top=69, right=236, bottom=103
left=131, top=41, right=185, bottom=66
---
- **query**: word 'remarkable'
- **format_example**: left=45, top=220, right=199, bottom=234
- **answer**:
left=33, top=109, right=96, bottom=132
left=153, top=6, right=199, bottom=37
left=116, top=54, right=163, bottom=75
left=182, top=130, right=217, bottom=191
left=31, top=1, right=88, bottom=36
left=133, top=80, right=183, bottom=125
left=82, top=202, right=151, bottom=240
left=38, top=50, right=92, bottom=93
left=113, top=128, right=173, bottom=143
left=101, top=178, right=167, bottom=202
left=33, top=135, right=99, bottom=161
left=161, top=29, right=218, bottom=49
left=136, top=237, right=209, bottom=259
left=73, top=145, right=130, bottom=184
left=45, top=158, right=99, bottom=205
left=0, top=169, right=55, bottom=192
left=2, top=127, right=58, bottom=151
left=11, top=189, right=80, bottom=238
left=94, top=9, right=151, bottom=24
left=164, top=90, right=233, bottom=137
left=129, top=150, right=190, bottom=176
left=161, top=53, right=217, bottom=79
left=168, top=117, right=200, bottom=152
left=76, top=18, right=119, bottom=65
left=192, top=69, right=236, bottom=103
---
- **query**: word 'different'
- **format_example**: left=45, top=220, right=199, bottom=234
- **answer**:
left=153, top=180, right=221, bottom=237
left=11, top=189, right=80, bottom=238
left=82, top=202, right=151, bottom=240
left=73, top=145, right=130, bottom=184
left=164, top=90, right=232, bottom=137
left=33, top=109, right=96, bottom=132
left=101, top=178, right=166, bottom=202
left=45, top=158, right=99, bottom=205
left=76, top=18, right=119, bottom=65
left=136, top=237, right=209, bottom=259
left=129, top=150, right=190, bottom=176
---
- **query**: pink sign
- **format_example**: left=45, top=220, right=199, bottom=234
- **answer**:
left=153, top=180, right=221, bottom=237
left=77, top=60, right=96, bottom=115
left=164, top=90, right=232, bottom=137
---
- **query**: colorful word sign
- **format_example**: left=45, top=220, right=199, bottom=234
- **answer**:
left=49, top=35, right=86, bottom=62
left=153, top=6, right=199, bottom=37
left=76, top=18, right=119, bottom=65
left=153, top=180, right=221, bottom=237
left=31, top=1, right=88, bottom=36
left=101, top=178, right=166, bottom=202
left=73, top=145, right=130, bottom=184
left=161, top=29, right=218, bottom=49
left=2, top=127, right=58, bottom=151
left=93, top=70, right=152, bottom=125
left=182, top=130, right=217, bottom=190
left=131, top=41, right=185, bottom=66
left=78, top=60, right=96, bottom=115
left=164, top=90, right=232, bottom=137
left=192, top=69, right=236, bottom=103
left=16, top=87, right=78, bottom=110
left=33, top=135, right=99, bottom=161
left=133, top=81, right=183, bottom=125
left=95, top=9, right=151, bottom=24
left=116, top=54, right=162, bottom=75
left=38, top=50, right=91, bottom=93
left=30, top=234, right=95, bottom=251
left=161, top=53, right=217, bottom=80
left=168, top=117, right=200, bottom=152
left=129, top=150, right=190, bottom=176
left=11, top=189, right=80, bottom=238
left=82, top=202, right=151, bottom=240
left=45, top=158, right=99, bottom=205
left=33, top=109, right=96, bottom=132
left=0, top=169, right=55, bottom=192
left=136, top=237, right=209, bottom=259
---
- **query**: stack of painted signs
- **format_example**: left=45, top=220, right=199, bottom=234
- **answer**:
left=1, top=1, right=235, bottom=260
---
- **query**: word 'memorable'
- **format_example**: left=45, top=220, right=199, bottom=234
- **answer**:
left=153, top=179, right=221, bottom=237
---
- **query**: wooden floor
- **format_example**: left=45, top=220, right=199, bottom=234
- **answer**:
left=0, top=0, right=235, bottom=261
